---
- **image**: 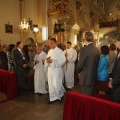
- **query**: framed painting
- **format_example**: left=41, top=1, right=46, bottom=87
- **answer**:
left=5, top=24, right=13, bottom=34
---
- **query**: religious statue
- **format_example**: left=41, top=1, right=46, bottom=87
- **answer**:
left=48, top=0, right=72, bottom=18
left=76, top=0, right=82, bottom=11
left=116, top=2, right=120, bottom=11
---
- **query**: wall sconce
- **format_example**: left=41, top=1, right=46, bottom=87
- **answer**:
left=33, top=25, right=39, bottom=34
left=33, top=25, right=39, bottom=43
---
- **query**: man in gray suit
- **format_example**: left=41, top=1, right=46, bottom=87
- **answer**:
left=76, top=31, right=100, bottom=96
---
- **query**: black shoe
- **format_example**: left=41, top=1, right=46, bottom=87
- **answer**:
left=22, top=89, right=28, bottom=93
left=61, top=96, right=64, bottom=101
left=66, top=88, right=71, bottom=91
left=59, top=96, right=64, bottom=102
left=38, top=93, right=43, bottom=96
left=48, top=100, right=57, bottom=104
left=22, top=88, right=28, bottom=93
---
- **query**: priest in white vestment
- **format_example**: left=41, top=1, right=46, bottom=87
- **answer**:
left=45, top=38, right=66, bottom=103
left=34, top=44, right=48, bottom=94
left=64, top=41, right=77, bottom=89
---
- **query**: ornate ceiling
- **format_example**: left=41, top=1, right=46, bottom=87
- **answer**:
left=105, top=0, right=120, bottom=20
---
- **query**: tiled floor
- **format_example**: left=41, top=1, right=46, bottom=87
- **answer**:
left=0, top=79, right=80, bottom=120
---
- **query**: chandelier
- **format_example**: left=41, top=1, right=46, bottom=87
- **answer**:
left=19, top=18, right=30, bottom=30
left=72, top=23, right=80, bottom=34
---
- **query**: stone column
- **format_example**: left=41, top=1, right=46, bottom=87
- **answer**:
left=37, top=0, right=42, bottom=43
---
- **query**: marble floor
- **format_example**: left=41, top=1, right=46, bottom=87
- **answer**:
left=0, top=79, right=80, bottom=120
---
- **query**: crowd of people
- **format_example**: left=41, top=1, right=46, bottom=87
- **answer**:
left=77, top=32, right=120, bottom=103
left=0, top=31, right=120, bottom=103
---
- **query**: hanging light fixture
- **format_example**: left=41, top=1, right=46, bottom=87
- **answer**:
left=72, top=0, right=80, bottom=35
left=72, top=0, right=80, bottom=45
left=19, top=18, right=30, bottom=30
left=72, top=23, right=80, bottom=34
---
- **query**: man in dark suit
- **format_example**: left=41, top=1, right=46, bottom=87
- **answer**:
left=76, top=31, right=100, bottom=96
left=14, top=41, right=28, bottom=91
left=0, top=44, right=8, bottom=70
left=108, top=35, right=120, bottom=103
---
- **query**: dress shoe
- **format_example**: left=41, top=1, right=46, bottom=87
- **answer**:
left=61, top=96, right=64, bottom=101
left=38, top=93, right=43, bottom=96
left=59, top=96, right=64, bottom=102
left=22, top=89, right=28, bottom=93
left=38, top=93, right=48, bottom=96
left=22, top=88, right=28, bottom=92
left=66, top=88, right=72, bottom=91
left=48, top=100, right=57, bottom=104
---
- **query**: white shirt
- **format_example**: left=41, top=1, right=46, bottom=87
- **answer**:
left=17, top=47, right=25, bottom=59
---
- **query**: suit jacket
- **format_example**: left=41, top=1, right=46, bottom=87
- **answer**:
left=110, top=57, right=120, bottom=88
left=76, top=43, right=100, bottom=85
left=14, top=48, right=28, bottom=71
left=0, top=51, right=8, bottom=70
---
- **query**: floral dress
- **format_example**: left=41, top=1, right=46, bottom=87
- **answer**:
left=7, top=52, right=15, bottom=72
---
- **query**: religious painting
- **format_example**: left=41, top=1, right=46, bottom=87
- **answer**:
left=5, top=23, right=13, bottom=34
left=28, top=18, right=33, bottom=30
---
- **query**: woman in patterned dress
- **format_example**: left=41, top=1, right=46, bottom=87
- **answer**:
left=7, top=44, right=16, bottom=72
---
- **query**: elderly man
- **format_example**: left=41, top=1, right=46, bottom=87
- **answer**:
left=76, top=32, right=100, bottom=96
left=45, top=38, right=66, bottom=103
left=34, top=44, right=48, bottom=94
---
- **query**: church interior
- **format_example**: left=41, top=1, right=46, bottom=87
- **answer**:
left=0, top=0, right=120, bottom=120
left=0, top=0, right=120, bottom=46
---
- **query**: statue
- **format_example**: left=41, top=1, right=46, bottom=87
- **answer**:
left=48, top=0, right=72, bottom=18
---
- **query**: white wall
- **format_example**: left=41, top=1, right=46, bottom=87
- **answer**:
left=0, top=0, right=20, bottom=45
left=0, top=0, right=38, bottom=45
left=22, top=0, right=37, bottom=44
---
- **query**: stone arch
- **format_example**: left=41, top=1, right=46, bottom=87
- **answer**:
left=26, top=37, right=34, bottom=45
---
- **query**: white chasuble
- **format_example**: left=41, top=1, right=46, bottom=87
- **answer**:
left=64, top=48, right=77, bottom=88
left=45, top=47, right=66, bottom=102
left=34, top=51, right=47, bottom=94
